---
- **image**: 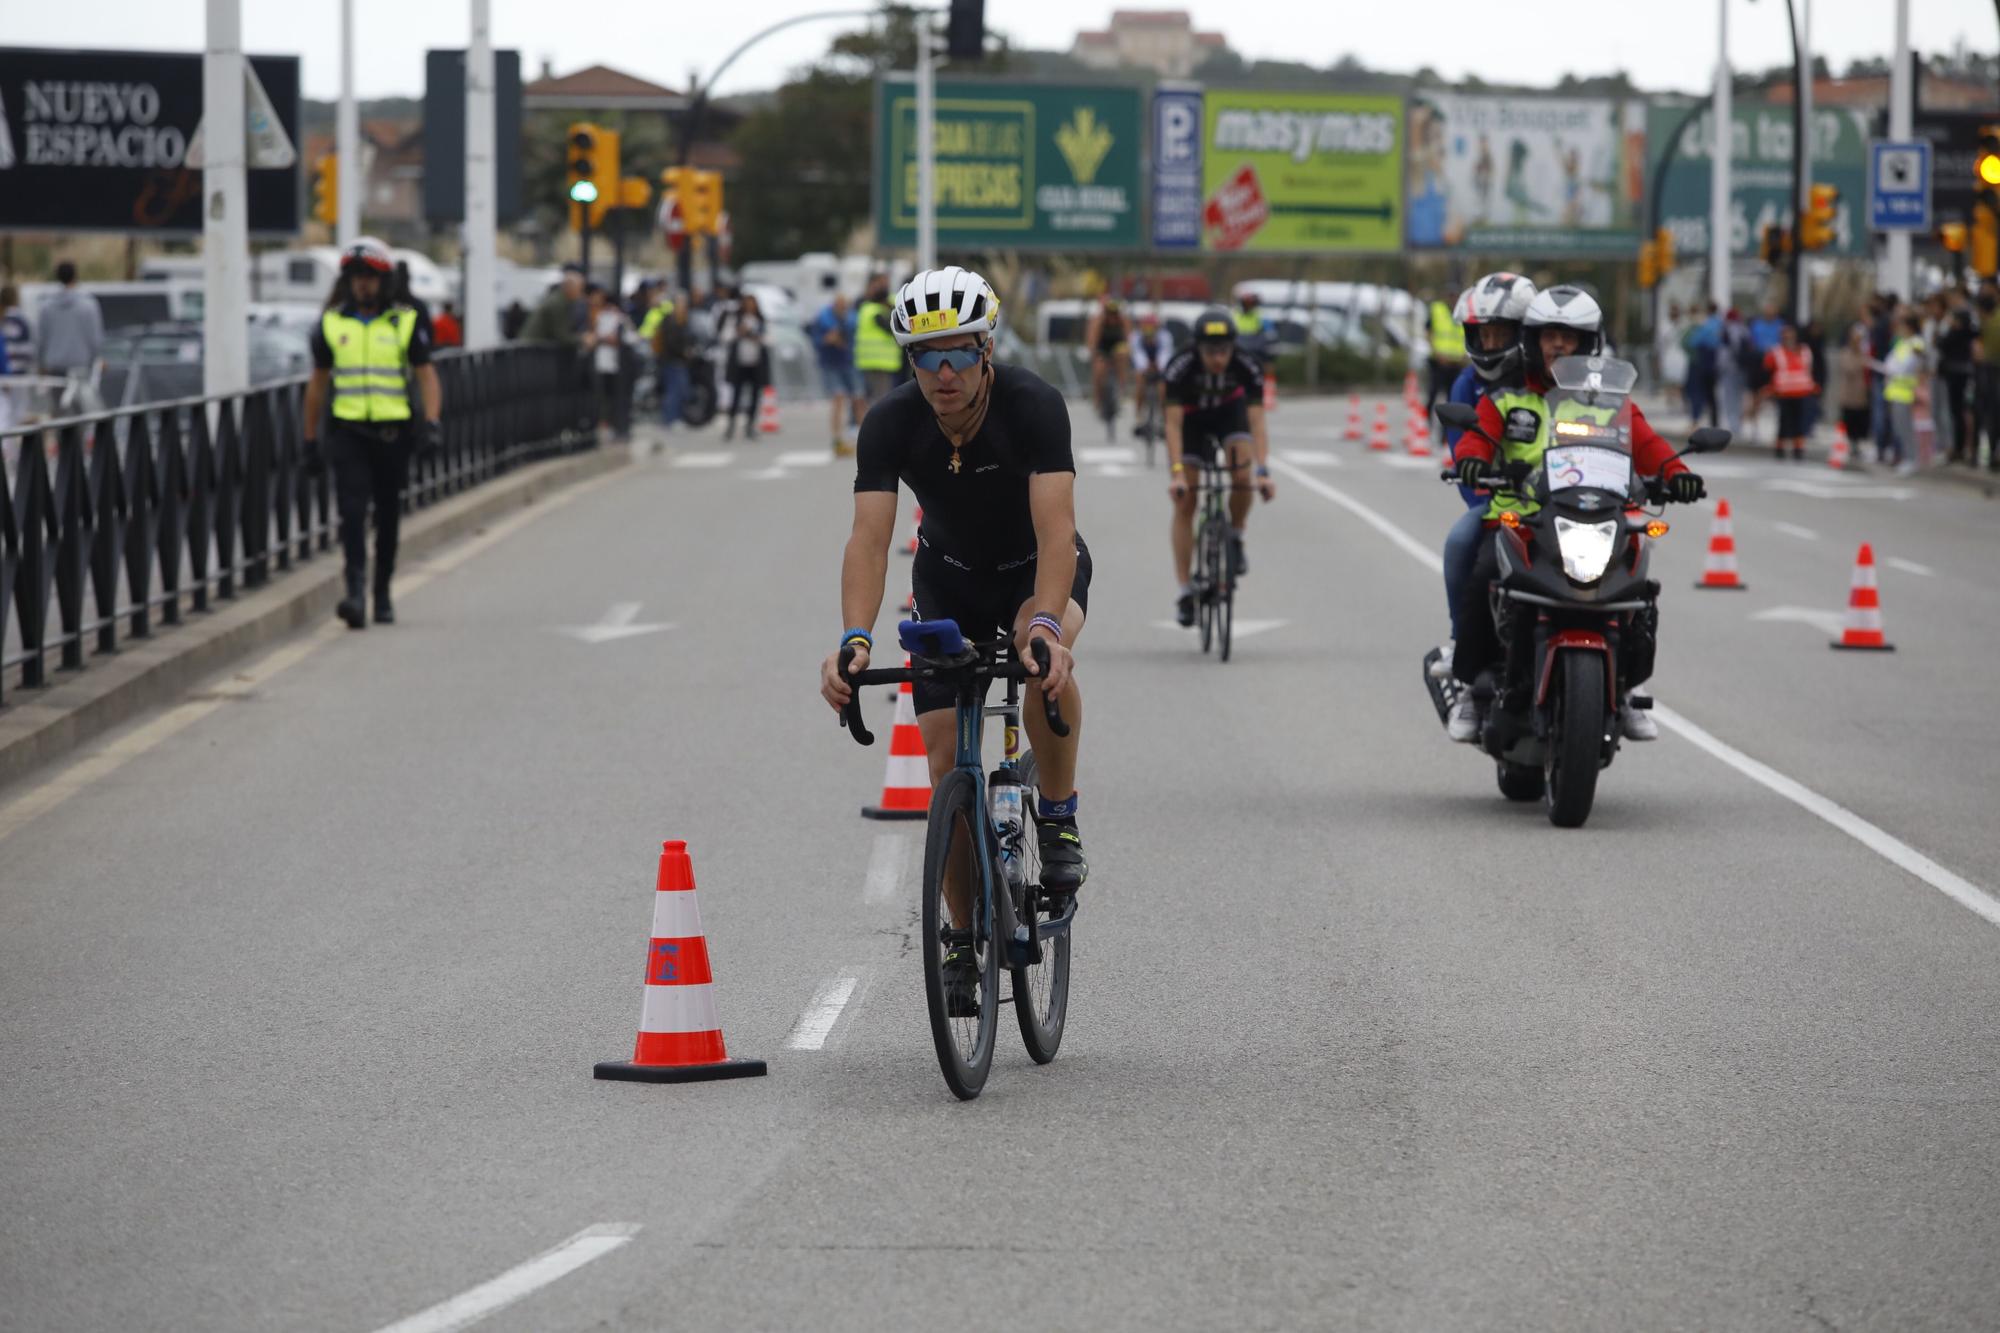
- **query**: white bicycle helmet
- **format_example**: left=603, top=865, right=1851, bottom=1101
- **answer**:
left=890, top=266, right=1002, bottom=347
left=1462, top=271, right=1539, bottom=383
left=1521, top=283, right=1604, bottom=379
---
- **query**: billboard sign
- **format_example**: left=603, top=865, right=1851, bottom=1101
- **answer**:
left=1151, top=86, right=1203, bottom=250
left=1406, top=91, right=1646, bottom=254
left=1198, top=90, right=1402, bottom=253
left=874, top=77, right=1143, bottom=251
left=1648, top=100, right=1872, bottom=258
left=0, top=47, right=300, bottom=234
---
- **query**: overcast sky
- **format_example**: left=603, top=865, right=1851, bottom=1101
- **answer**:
left=5, top=1, right=1993, bottom=101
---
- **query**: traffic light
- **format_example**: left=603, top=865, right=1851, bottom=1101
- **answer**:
left=567, top=123, right=621, bottom=231
left=1637, top=240, right=1658, bottom=289
left=681, top=169, right=724, bottom=237
left=1939, top=222, right=1968, bottom=253
left=946, top=0, right=985, bottom=60
left=1799, top=183, right=1839, bottom=251
left=1759, top=221, right=1790, bottom=266
left=311, top=154, right=338, bottom=228
left=1653, top=225, right=1675, bottom=275
left=1972, top=124, right=2000, bottom=279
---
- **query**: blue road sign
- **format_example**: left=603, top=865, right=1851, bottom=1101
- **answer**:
left=1869, top=139, right=1932, bottom=232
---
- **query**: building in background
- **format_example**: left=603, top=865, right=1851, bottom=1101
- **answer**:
left=1069, top=10, right=1229, bottom=79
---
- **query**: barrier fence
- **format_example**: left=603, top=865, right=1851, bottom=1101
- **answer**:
left=0, top=344, right=597, bottom=710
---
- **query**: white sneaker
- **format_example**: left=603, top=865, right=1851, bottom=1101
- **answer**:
left=1428, top=642, right=1455, bottom=681
left=1446, top=695, right=1481, bottom=743
left=1620, top=696, right=1659, bottom=741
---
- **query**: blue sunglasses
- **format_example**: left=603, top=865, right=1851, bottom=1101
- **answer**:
left=908, top=342, right=986, bottom=373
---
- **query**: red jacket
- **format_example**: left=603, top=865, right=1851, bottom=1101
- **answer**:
left=1468, top=374, right=1689, bottom=480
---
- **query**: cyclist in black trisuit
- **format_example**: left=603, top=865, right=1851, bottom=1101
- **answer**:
left=1162, top=308, right=1276, bottom=626
left=820, top=266, right=1090, bottom=901
left=1084, top=295, right=1131, bottom=434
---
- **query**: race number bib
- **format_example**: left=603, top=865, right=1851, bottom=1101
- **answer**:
left=1544, top=445, right=1631, bottom=492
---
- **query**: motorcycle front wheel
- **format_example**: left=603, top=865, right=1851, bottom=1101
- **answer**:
left=1544, top=652, right=1605, bottom=828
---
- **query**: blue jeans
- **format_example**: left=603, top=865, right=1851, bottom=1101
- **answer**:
left=659, top=360, right=689, bottom=428
left=1443, top=504, right=1485, bottom=639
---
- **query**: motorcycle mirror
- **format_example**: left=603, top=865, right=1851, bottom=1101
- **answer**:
left=1686, top=427, right=1732, bottom=454
left=1434, top=402, right=1481, bottom=430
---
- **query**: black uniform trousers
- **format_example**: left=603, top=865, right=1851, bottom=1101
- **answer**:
left=327, top=420, right=411, bottom=590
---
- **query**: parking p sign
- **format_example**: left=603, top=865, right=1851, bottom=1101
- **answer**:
left=1869, top=139, right=1932, bottom=231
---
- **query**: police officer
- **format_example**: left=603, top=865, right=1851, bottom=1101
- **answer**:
left=303, top=238, right=442, bottom=629
left=1426, top=288, right=1468, bottom=417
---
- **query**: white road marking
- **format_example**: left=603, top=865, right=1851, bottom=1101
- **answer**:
left=1374, top=453, right=1438, bottom=470
left=775, top=450, right=835, bottom=468
left=744, top=466, right=791, bottom=481
left=785, top=974, right=861, bottom=1050
left=1752, top=605, right=1850, bottom=638
left=670, top=451, right=733, bottom=469
left=548, top=603, right=675, bottom=645
left=1885, top=556, right=1935, bottom=577
left=1093, top=464, right=1137, bottom=479
left=1151, top=618, right=1287, bottom=639
left=1764, top=479, right=1915, bottom=501
left=371, top=1224, right=641, bottom=1333
left=1773, top=521, right=1820, bottom=540
left=1279, top=449, right=1344, bottom=468
left=1078, top=445, right=1137, bottom=465
left=1273, top=454, right=2000, bottom=924
left=863, top=833, right=911, bottom=905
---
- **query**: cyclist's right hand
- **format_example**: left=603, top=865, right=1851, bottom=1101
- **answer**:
left=821, top=643, right=870, bottom=711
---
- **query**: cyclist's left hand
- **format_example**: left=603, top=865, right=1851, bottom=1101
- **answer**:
left=1020, top=628, right=1074, bottom=698
left=1255, top=470, right=1277, bottom=502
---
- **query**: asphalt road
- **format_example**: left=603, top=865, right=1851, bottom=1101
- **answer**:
left=4, top=389, right=1999, bottom=1332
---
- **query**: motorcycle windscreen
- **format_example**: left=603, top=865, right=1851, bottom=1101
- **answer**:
left=1543, top=356, right=1638, bottom=502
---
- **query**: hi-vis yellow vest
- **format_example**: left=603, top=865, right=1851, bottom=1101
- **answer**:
left=1430, top=301, right=1466, bottom=361
left=323, top=307, right=417, bottom=423
left=854, top=300, right=902, bottom=372
left=1883, top=336, right=1921, bottom=404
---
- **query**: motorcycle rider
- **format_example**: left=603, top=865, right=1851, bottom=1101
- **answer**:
left=1433, top=272, right=1538, bottom=743
left=1450, top=285, right=1705, bottom=743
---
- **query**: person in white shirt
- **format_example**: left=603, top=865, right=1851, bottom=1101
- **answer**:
left=584, top=284, right=634, bottom=442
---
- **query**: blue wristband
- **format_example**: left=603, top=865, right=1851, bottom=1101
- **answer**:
left=1028, top=615, right=1063, bottom=643
left=841, top=628, right=872, bottom=649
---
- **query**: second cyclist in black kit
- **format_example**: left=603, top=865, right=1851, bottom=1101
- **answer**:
left=1162, top=308, right=1276, bottom=626
left=820, top=266, right=1090, bottom=895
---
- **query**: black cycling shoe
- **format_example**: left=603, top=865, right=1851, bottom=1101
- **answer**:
left=1229, top=533, right=1249, bottom=577
left=940, top=941, right=980, bottom=1018
left=1175, top=592, right=1195, bottom=627
left=1037, top=820, right=1088, bottom=894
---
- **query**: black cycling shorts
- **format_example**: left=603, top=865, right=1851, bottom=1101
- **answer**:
left=1178, top=404, right=1253, bottom=467
left=906, top=536, right=1092, bottom=716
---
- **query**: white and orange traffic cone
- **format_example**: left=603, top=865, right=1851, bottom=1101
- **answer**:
left=1830, top=543, right=1895, bottom=651
left=862, top=664, right=930, bottom=819
left=1403, top=368, right=1420, bottom=404
left=1828, top=422, right=1851, bottom=470
left=1694, top=498, right=1747, bottom=590
left=901, top=506, right=922, bottom=557
left=1262, top=374, right=1277, bottom=413
left=1344, top=393, right=1363, bottom=442
left=594, top=840, right=767, bottom=1084
left=1369, top=402, right=1392, bottom=452
left=1406, top=410, right=1433, bottom=457
left=757, top=385, right=781, bottom=434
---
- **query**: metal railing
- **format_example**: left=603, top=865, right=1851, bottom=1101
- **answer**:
left=0, top=344, right=597, bottom=709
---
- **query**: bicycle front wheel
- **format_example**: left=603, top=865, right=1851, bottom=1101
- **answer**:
left=922, top=768, right=1000, bottom=1100
left=1219, top=538, right=1236, bottom=663
left=1010, top=752, right=1070, bottom=1064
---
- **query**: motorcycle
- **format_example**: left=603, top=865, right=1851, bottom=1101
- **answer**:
left=1425, top=355, right=1730, bottom=828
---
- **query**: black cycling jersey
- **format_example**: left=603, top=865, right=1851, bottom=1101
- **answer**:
left=1162, top=346, right=1263, bottom=415
left=1095, top=315, right=1129, bottom=354
left=855, top=362, right=1076, bottom=570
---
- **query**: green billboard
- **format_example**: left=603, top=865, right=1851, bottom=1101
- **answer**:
left=1198, top=90, right=1403, bottom=253
left=1647, top=100, right=1872, bottom=258
left=874, top=77, right=1144, bottom=251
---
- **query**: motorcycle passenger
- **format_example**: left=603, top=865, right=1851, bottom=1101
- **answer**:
left=1161, top=309, right=1276, bottom=626
left=1451, top=285, right=1704, bottom=743
left=1432, top=273, right=1538, bottom=741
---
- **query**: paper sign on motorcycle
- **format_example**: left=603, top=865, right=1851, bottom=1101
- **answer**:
left=1203, top=165, right=1270, bottom=251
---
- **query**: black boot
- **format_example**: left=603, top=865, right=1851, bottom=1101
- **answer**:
left=373, top=583, right=395, bottom=625
left=337, top=571, right=367, bottom=630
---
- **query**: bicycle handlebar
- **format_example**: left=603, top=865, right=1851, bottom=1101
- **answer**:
left=837, top=638, right=1070, bottom=746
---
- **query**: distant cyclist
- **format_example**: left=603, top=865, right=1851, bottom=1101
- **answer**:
left=1130, top=310, right=1173, bottom=441
left=1161, top=308, right=1275, bottom=627
left=1083, top=294, right=1131, bottom=437
left=821, top=266, right=1091, bottom=906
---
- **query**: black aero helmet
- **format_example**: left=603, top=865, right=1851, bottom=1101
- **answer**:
left=1193, top=307, right=1236, bottom=346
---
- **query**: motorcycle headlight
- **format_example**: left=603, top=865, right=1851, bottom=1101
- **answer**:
left=1553, top=516, right=1619, bottom=584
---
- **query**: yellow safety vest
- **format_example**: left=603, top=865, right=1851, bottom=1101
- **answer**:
left=854, top=300, right=902, bottom=372
left=1483, top=388, right=1550, bottom=521
left=1430, top=301, right=1466, bottom=361
left=1883, top=336, right=1921, bottom=404
left=638, top=302, right=672, bottom=342
left=323, top=307, right=417, bottom=423
left=1234, top=309, right=1264, bottom=338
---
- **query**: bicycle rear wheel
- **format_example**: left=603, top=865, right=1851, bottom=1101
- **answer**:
left=1198, top=511, right=1225, bottom=655
left=922, top=768, right=1000, bottom=1100
left=1219, top=529, right=1237, bottom=662
left=1010, top=753, right=1070, bottom=1064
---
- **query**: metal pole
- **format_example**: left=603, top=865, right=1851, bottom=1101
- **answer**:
left=916, top=22, right=936, bottom=272
left=203, top=0, right=249, bottom=399
left=464, top=0, right=498, bottom=348
left=337, top=0, right=359, bottom=247
left=580, top=210, right=592, bottom=281
left=1885, top=0, right=1913, bottom=299
left=1785, top=0, right=1808, bottom=325
left=1796, top=0, right=1813, bottom=324
left=1711, top=0, right=1733, bottom=310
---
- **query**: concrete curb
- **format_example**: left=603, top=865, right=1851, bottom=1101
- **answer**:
left=0, top=446, right=628, bottom=793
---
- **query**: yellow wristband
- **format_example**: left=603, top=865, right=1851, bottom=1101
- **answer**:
left=1170, top=463, right=1185, bottom=473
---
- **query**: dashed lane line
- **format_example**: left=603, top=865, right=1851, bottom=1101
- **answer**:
left=785, top=973, right=862, bottom=1051
left=371, top=1224, right=641, bottom=1333
left=1885, top=556, right=1936, bottom=577
left=1265, top=455, right=2000, bottom=929
left=863, top=832, right=912, bottom=905
left=1774, top=521, right=1821, bottom=540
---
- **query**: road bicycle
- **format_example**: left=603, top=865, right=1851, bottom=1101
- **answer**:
left=1133, top=371, right=1163, bottom=467
left=1188, top=446, right=1238, bottom=662
left=840, top=621, right=1075, bottom=1100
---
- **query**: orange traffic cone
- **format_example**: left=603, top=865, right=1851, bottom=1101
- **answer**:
left=1344, top=393, right=1363, bottom=441
left=1830, top=543, right=1895, bottom=651
left=1262, top=374, right=1277, bottom=413
left=901, top=506, right=922, bottom=557
left=1403, top=369, right=1420, bottom=403
left=863, top=662, right=930, bottom=819
left=757, top=385, right=781, bottom=434
left=1694, top=498, right=1747, bottom=590
left=1369, top=402, right=1391, bottom=451
left=594, top=841, right=767, bottom=1084
left=1406, top=410, right=1433, bottom=457
left=1828, top=422, right=1851, bottom=470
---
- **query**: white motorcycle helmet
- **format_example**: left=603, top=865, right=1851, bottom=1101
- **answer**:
left=1461, top=272, right=1539, bottom=383
left=890, top=266, right=1003, bottom=347
left=1521, top=284, right=1604, bottom=381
